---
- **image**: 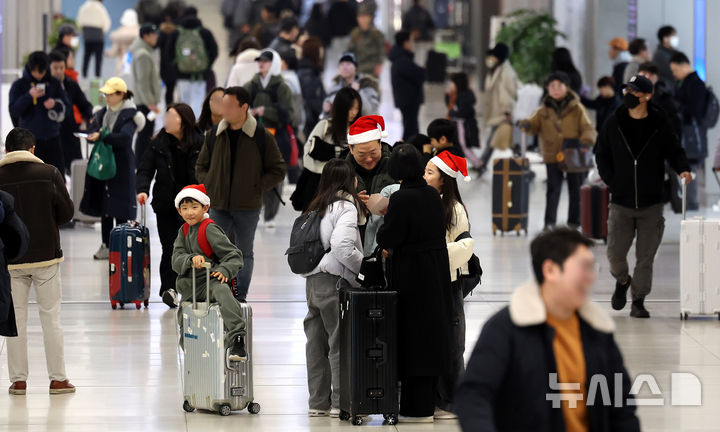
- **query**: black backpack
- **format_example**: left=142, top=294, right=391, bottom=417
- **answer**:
left=455, top=231, right=483, bottom=298
left=703, top=86, right=719, bottom=129
left=286, top=199, right=349, bottom=274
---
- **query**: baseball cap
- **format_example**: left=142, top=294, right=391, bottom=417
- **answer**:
left=99, top=77, right=128, bottom=94
left=608, top=37, right=629, bottom=51
left=623, top=75, right=654, bottom=94
left=58, top=25, right=76, bottom=37
left=139, top=23, right=158, bottom=37
left=339, top=51, right=358, bottom=67
left=254, top=50, right=274, bottom=62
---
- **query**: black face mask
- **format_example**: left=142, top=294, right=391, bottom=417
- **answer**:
left=623, top=93, right=641, bottom=109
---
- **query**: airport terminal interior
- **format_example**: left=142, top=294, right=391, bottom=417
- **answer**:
left=2, top=0, right=720, bottom=431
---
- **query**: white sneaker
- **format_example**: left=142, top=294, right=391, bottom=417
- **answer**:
left=399, top=415, right=434, bottom=423
left=162, top=289, right=178, bottom=308
left=308, top=409, right=328, bottom=417
left=329, top=408, right=340, bottom=418
left=265, top=220, right=276, bottom=229
left=433, top=407, right=458, bottom=420
left=93, top=244, right=109, bottom=260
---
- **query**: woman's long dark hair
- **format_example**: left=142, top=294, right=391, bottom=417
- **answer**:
left=550, top=47, right=580, bottom=78
left=436, top=169, right=468, bottom=232
left=329, top=87, right=362, bottom=146
left=198, top=87, right=224, bottom=131
left=305, top=159, right=369, bottom=218
left=166, top=103, right=197, bottom=151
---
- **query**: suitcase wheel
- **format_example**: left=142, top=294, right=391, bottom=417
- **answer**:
left=339, top=410, right=350, bottom=421
left=119, top=302, right=125, bottom=309
left=182, top=400, right=195, bottom=413
left=681, top=312, right=689, bottom=320
left=383, top=414, right=398, bottom=425
left=134, top=302, right=141, bottom=310
left=111, top=302, right=117, bottom=310
left=352, top=415, right=364, bottom=426
left=248, top=402, right=261, bottom=415
left=219, top=404, right=232, bottom=416
left=144, top=299, right=149, bottom=308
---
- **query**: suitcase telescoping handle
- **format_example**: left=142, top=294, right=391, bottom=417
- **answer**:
left=191, top=262, right=212, bottom=311
left=682, top=179, right=687, bottom=221
left=140, top=202, right=147, bottom=227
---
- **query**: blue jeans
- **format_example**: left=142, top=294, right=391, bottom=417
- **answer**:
left=209, top=209, right=261, bottom=300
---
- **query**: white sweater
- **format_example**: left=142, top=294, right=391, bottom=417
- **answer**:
left=304, top=196, right=365, bottom=285
left=76, top=0, right=112, bottom=33
left=446, top=201, right=475, bottom=282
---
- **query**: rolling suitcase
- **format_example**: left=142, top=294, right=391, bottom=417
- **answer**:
left=580, top=184, right=609, bottom=242
left=425, top=50, right=447, bottom=83
left=71, top=138, right=100, bottom=224
left=182, top=264, right=260, bottom=416
left=108, top=204, right=150, bottom=309
left=492, top=133, right=530, bottom=236
left=338, top=286, right=398, bottom=426
left=680, top=182, right=720, bottom=320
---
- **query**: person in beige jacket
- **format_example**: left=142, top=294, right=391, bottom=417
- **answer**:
left=423, top=151, right=475, bottom=420
left=478, top=43, right=519, bottom=175
left=520, top=71, right=596, bottom=229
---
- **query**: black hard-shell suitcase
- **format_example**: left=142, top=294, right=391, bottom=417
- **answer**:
left=338, top=287, right=398, bottom=426
left=491, top=157, right=530, bottom=236
left=425, top=50, right=448, bottom=83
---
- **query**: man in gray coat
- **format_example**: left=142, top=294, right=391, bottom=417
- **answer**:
left=131, top=23, right=162, bottom=164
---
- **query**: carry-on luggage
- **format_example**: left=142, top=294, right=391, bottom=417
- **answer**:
left=679, top=182, right=720, bottom=320
left=580, top=184, right=610, bottom=242
left=338, top=286, right=398, bottom=426
left=108, top=204, right=150, bottom=309
left=492, top=133, right=530, bottom=236
left=71, top=137, right=101, bottom=224
left=425, top=50, right=448, bottom=83
left=182, top=264, right=261, bottom=416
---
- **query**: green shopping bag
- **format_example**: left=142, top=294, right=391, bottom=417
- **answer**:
left=87, top=128, right=117, bottom=180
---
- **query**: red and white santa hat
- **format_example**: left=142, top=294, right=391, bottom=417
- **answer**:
left=430, top=151, right=472, bottom=183
left=347, top=115, right=389, bottom=145
left=174, top=184, right=211, bottom=208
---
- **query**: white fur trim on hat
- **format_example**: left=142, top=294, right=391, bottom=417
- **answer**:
left=174, top=187, right=210, bottom=208
left=347, top=129, right=388, bottom=145
left=431, top=155, right=472, bottom=182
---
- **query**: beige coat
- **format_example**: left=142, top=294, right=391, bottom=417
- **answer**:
left=524, top=91, right=597, bottom=164
left=446, top=201, right=474, bottom=283
left=483, top=61, right=519, bottom=127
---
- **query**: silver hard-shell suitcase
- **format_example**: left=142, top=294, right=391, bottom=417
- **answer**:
left=182, top=263, right=260, bottom=415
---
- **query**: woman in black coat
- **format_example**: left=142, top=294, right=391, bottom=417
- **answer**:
left=80, top=78, right=145, bottom=260
left=0, top=191, right=30, bottom=337
left=376, top=144, right=453, bottom=420
left=136, top=103, right=203, bottom=308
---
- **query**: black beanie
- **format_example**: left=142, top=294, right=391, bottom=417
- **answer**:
left=487, top=43, right=510, bottom=63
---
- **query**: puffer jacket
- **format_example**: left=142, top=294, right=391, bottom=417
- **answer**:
left=524, top=91, right=597, bottom=163
left=446, top=201, right=474, bottom=283
left=484, top=61, right=519, bottom=127
left=303, top=119, right=346, bottom=174
left=9, top=66, right=68, bottom=140
left=304, top=195, right=366, bottom=286
left=325, top=74, right=380, bottom=117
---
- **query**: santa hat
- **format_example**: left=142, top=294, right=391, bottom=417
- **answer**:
left=174, top=184, right=211, bottom=208
left=430, top=151, right=472, bottom=183
left=347, top=115, right=388, bottom=145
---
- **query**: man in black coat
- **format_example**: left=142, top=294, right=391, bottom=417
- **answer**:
left=49, top=50, right=93, bottom=174
left=670, top=52, right=708, bottom=210
left=0, top=191, right=30, bottom=339
left=596, top=75, right=691, bottom=318
left=389, top=30, right=426, bottom=140
left=455, top=228, right=641, bottom=432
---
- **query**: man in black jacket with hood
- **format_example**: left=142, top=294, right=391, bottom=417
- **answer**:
left=389, top=30, right=426, bottom=140
left=595, top=75, right=692, bottom=318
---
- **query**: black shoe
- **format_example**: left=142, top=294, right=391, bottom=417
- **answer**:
left=162, top=289, right=178, bottom=308
left=228, top=336, right=248, bottom=362
left=611, top=277, right=632, bottom=311
left=630, top=298, right=650, bottom=318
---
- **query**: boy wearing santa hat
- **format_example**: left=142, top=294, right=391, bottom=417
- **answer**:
left=172, top=184, right=248, bottom=362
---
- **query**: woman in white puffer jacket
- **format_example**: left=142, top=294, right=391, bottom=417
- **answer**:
left=301, top=158, right=368, bottom=417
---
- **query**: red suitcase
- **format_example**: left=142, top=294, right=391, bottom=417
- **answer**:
left=580, top=184, right=609, bottom=242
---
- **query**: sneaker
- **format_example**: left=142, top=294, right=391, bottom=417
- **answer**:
left=433, top=407, right=457, bottom=420
left=265, top=220, right=276, bottom=229
left=162, top=289, right=178, bottom=308
left=630, top=298, right=650, bottom=318
left=329, top=408, right=340, bottom=418
left=93, top=244, right=109, bottom=260
left=228, top=336, right=248, bottom=362
left=49, top=380, right=76, bottom=394
left=308, top=409, right=328, bottom=417
left=399, top=415, right=434, bottom=423
left=8, top=381, right=26, bottom=395
left=611, top=277, right=632, bottom=311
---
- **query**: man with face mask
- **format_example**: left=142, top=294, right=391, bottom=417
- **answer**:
left=595, top=75, right=692, bottom=318
left=652, top=25, right=679, bottom=92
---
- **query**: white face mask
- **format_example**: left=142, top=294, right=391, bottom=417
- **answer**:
left=670, top=35, right=679, bottom=48
left=485, top=57, right=497, bottom=69
left=70, top=36, right=80, bottom=48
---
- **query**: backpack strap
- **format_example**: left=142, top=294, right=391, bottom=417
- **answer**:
left=182, top=218, right=216, bottom=258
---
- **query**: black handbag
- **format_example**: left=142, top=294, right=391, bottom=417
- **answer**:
left=356, top=246, right=386, bottom=289
left=558, top=138, right=594, bottom=173
left=454, top=232, right=482, bottom=298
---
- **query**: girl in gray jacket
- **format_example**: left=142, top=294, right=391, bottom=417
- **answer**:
left=301, top=159, right=368, bottom=417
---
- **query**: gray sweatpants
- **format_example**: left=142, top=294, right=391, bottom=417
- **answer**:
left=607, top=203, right=665, bottom=300
left=304, top=273, right=345, bottom=410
